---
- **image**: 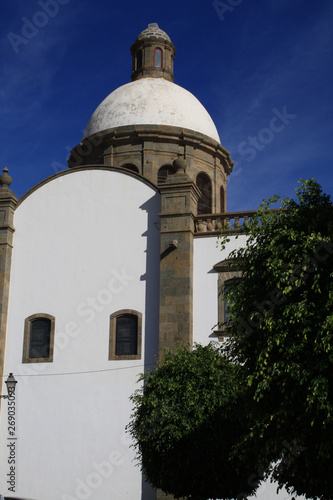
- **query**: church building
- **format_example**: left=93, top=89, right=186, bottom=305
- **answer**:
left=0, top=23, right=287, bottom=500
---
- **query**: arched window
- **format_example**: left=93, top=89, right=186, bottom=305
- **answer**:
left=154, top=48, right=163, bottom=68
left=220, top=186, right=225, bottom=213
left=121, top=163, right=139, bottom=173
left=136, top=50, right=143, bottom=69
left=196, top=173, right=212, bottom=214
left=109, top=310, right=142, bottom=360
left=157, top=164, right=175, bottom=184
left=23, top=313, right=55, bottom=363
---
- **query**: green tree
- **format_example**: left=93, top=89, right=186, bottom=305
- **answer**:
left=128, top=343, right=260, bottom=500
left=222, top=179, right=333, bottom=499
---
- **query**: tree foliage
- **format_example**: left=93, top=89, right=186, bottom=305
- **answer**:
left=128, top=343, right=260, bottom=500
left=129, top=179, right=333, bottom=500
left=222, top=179, right=333, bottom=499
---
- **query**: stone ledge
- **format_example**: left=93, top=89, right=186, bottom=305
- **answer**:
left=68, top=124, right=233, bottom=172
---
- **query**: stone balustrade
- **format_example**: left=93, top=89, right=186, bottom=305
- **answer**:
left=194, top=210, right=258, bottom=234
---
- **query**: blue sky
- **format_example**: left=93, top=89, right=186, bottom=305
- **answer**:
left=1, top=0, right=332, bottom=211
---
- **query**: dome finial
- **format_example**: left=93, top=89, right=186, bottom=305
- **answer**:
left=130, top=24, right=176, bottom=82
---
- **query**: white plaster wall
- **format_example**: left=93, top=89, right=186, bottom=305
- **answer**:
left=0, top=169, right=160, bottom=500
left=193, top=234, right=247, bottom=345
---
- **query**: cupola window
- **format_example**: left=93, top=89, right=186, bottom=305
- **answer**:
left=136, top=50, right=143, bottom=70
left=196, top=173, right=212, bottom=214
left=154, top=48, right=163, bottom=68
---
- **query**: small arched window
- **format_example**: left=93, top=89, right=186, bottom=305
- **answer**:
left=121, top=163, right=139, bottom=173
left=109, top=310, right=142, bottom=360
left=154, top=48, right=163, bottom=68
left=23, top=313, right=55, bottom=363
left=136, top=50, right=143, bottom=69
left=220, top=186, right=225, bottom=213
left=196, top=173, right=212, bottom=214
left=157, top=164, right=176, bottom=184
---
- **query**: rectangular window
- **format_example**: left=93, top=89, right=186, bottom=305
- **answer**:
left=29, top=319, right=51, bottom=358
left=214, top=259, right=242, bottom=340
left=115, top=315, right=138, bottom=355
left=223, top=281, right=233, bottom=327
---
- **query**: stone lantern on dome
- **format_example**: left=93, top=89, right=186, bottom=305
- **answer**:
left=130, top=23, right=176, bottom=82
left=68, top=23, right=233, bottom=215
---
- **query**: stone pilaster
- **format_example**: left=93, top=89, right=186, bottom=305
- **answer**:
left=103, top=144, right=113, bottom=166
left=158, top=157, right=201, bottom=360
left=0, top=168, right=17, bottom=404
left=142, top=140, right=155, bottom=179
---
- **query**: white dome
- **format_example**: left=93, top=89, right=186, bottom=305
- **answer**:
left=83, top=78, right=220, bottom=143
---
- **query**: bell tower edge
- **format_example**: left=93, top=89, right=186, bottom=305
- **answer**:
left=158, top=157, right=201, bottom=360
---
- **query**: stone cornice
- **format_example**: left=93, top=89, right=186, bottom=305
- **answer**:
left=130, top=37, right=176, bottom=53
left=68, top=124, right=234, bottom=173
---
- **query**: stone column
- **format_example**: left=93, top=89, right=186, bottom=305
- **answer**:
left=158, top=157, right=201, bottom=360
left=0, top=168, right=17, bottom=405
